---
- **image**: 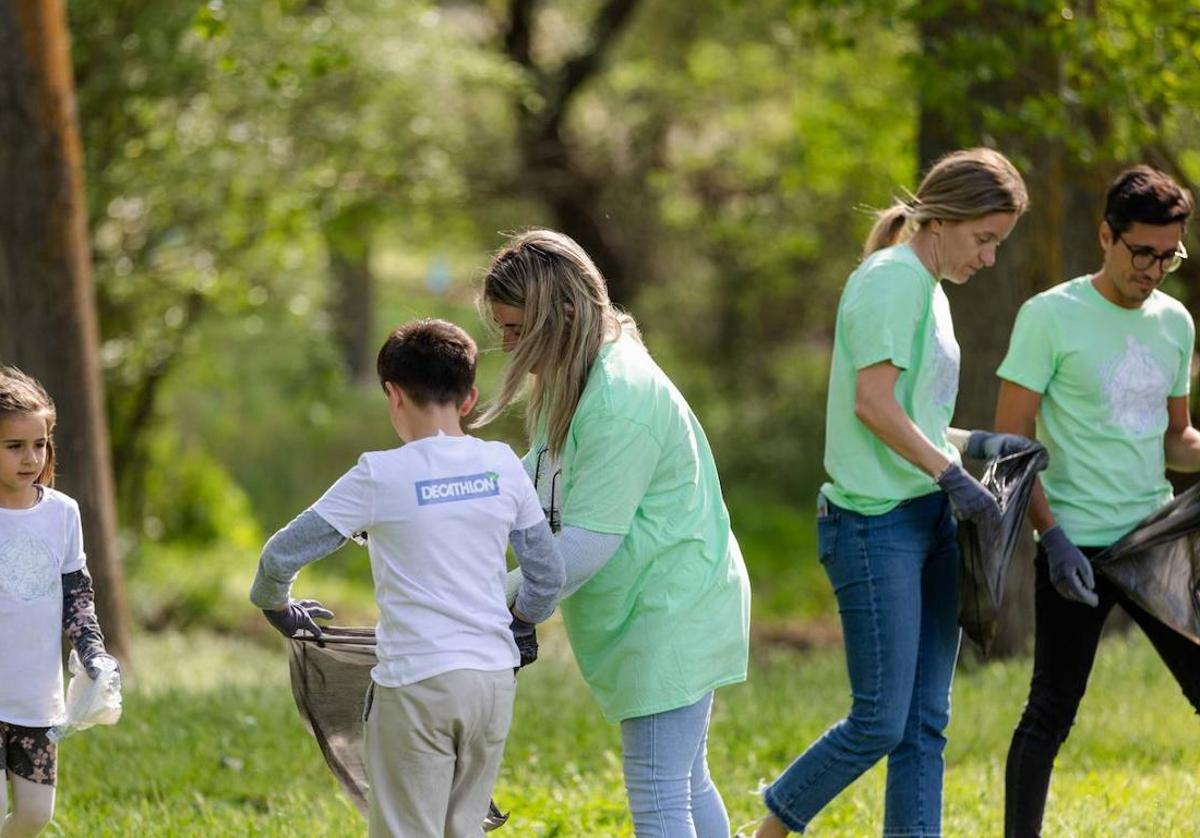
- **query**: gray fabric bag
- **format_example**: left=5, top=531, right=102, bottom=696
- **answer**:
left=289, top=627, right=509, bottom=830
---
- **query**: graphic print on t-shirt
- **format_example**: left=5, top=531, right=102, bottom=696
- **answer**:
left=927, top=296, right=961, bottom=409
left=0, top=528, right=58, bottom=601
left=414, top=471, right=501, bottom=505
left=1101, top=336, right=1170, bottom=435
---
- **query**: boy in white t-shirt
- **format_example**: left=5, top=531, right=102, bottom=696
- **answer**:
left=249, top=318, right=565, bottom=837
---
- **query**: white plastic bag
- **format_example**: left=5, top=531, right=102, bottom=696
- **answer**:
left=47, top=650, right=122, bottom=742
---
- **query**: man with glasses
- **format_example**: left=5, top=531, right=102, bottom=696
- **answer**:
left=991, top=165, right=1199, bottom=837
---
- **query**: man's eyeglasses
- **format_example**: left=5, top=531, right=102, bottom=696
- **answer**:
left=1117, top=233, right=1188, bottom=274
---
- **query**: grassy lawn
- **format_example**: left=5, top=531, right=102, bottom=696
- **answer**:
left=46, top=625, right=1199, bottom=836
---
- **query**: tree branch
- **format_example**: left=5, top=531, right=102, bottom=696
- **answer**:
left=110, top=290, right=206, bottom=490
left=504, top=0, right=536, bottom=69
left=543, top=0, right=640, bottom=136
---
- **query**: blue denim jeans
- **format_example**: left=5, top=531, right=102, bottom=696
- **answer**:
left=764, top=491, right=962, bottom=837
left=620, top=692, right=729, bottom=837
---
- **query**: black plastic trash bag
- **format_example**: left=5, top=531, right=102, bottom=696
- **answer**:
left=956, top=445, right=1050, bottom=654
left=288, top=627, right=509, bottom=830
left=1091, top=483, right=1200, bottom=645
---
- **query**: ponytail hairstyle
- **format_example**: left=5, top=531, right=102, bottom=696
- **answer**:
left=0, top=366, right=57, bottom=487
left=474, top=229, right=640, bottom=457
left=863, top=147, right=1029, bottom=258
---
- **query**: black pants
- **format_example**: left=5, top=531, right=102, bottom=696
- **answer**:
left=1004, top=545, right=1200, bottom=837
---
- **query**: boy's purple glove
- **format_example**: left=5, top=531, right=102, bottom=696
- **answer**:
left=510, top=615, right=538, bottom=669
left=263, top=599, right=334, bottom=639
left=1041, top=525, right=1099, bottom=607
left=965, top=430, right=1037, bottom=461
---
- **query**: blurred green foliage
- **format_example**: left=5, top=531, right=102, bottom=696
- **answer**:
left=66, top=0, right=1200, bottom=629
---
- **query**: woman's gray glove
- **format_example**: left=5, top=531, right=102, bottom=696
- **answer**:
left=263, top=598, right=334, bottom=639
left=936, top=463, right=1001, bottom=527
left=1040, top=525, right=1099, bottom=607
left=965, top=431, right=1037, bottom=460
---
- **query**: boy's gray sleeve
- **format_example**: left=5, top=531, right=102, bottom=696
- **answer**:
left=509, top=519, right=565, bottom=623
left=250, top=509, right=348, bottom=610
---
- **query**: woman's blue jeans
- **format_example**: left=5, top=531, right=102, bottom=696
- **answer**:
left=764, top=491, right=962, bottom=837
left=620, top=691, right=729, bottom=837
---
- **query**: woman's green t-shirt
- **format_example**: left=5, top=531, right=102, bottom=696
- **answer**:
left=526, top=335, right=751, bottom=722
left=821, top=243, right=962, bottom=515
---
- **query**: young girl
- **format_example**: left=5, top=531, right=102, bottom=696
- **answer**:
left=0, top=367, right=119, bottom=837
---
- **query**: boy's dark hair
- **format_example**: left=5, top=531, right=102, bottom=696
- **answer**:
left=376, top=319, right=477, bottom=407
left=1104, top=165, right=1193, bottom=236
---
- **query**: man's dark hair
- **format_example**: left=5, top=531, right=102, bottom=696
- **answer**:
left=376, top=318, right=477, bottom=407
left=1104, top=165, right=1193, bottom=236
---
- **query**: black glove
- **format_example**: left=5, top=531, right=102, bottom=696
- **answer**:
left=510, top=615, right=538, bottom=669
left=1041, top=525, right=1099, bottom=607
left=965, top=430, right=1037, bottom=460
left=936, top=463, right=1001, bottom=527
left=82, top=651, right=121, bottom=681
left=263, top=598, right=334, bottom=639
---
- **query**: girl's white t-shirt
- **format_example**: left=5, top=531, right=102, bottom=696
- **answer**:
left=0, top=488, right=85, bottom=727
left=312, top=433, right=545, bottom=688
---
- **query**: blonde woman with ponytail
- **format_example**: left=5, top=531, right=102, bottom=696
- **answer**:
left=754, top=149, right=1032, bottom=838
left=477, top=229, right=751, bottom=837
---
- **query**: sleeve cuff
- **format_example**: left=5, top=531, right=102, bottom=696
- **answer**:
left=996, top=368, right=1048, bottom=395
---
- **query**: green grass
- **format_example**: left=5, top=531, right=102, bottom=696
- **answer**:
left=726, top=490, right=832, bottom=625
left=44, top=626, right=1200, bottom=836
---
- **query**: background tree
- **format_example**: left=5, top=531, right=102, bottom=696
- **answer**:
left=0, top=0, right=131, bottom=659
left=30, top=0, right=1199, bottom=645
left=909, top=0, right=1200, bottom=654
left=914, top=0, right=1065, bottom=656
left=498, top=0, right=643, bottom=305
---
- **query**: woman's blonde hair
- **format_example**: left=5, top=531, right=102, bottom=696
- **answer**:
left=864, top=147, right=1029, bottom=257
left=474, top=229, right=640, bottom=456
left=0, top=366, right=57, bottom=487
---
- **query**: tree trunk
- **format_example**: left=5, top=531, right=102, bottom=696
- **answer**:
left=503, top=0, right=642, bottom=307
left=324, top=208, right=375, bottom=384
left=918, top=3, right=1063, bottom=658
left=0, top=1, right=131, bottom=661
left=524, top=141, right=633, bottom=306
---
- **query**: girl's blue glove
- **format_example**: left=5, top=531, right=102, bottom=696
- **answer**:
left=263, top=599, right=334, bottom=639
left=82, top=651, right=121, bottom=681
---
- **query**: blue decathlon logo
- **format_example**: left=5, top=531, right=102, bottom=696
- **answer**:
left=415, top=472, right=500, bottom=505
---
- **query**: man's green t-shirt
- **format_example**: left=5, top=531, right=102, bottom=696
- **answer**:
left=525, top=335, right=751, bottom=722
left=997, top=276, right=1194, bottom=545
left=821, top=243, right=961, bottom=515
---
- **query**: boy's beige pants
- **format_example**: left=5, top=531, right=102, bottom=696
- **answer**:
left=365, top=668, right=516, bottom=838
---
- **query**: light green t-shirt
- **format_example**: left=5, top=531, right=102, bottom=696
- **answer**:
left=821, top=243, right=961, bottom=515
left=997, top=276, right=1194, bottom=546
left=525, top=335, right=751, bottom=722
